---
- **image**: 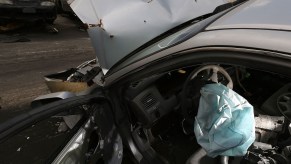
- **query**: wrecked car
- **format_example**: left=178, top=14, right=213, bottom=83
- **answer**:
left=1, top=0, right=291, bottom=163
left=0, top=0, right=57, bottom=24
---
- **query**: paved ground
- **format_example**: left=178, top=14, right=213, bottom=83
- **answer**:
left=0, top=15, right=95, bottom=121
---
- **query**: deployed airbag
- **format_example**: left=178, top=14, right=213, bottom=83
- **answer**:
left=194, top=83, right=255, bottom=157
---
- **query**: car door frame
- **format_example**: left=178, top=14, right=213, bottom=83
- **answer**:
left=0, top=92, right=123, bottom=164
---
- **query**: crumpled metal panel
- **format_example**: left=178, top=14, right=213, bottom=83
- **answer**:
left=70, top=0, right=232, bottom=70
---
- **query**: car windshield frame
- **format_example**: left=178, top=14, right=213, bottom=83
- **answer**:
left=105, top=21, right=202, bottom=76
left=105, top=8, right=232, bottom=77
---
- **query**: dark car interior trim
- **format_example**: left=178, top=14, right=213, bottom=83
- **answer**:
left=0, top=93, right=107, bottom=144
left=107, top=47, right=291, bottom=87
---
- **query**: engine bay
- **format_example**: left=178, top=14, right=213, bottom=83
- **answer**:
left=123, top=64, right=291, bottom=164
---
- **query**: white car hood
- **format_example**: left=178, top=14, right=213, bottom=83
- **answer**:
left=70, top=0, right=232, bottom=72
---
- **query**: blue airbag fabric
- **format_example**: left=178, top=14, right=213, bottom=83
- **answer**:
left=194, top=83, right=255, bottom=157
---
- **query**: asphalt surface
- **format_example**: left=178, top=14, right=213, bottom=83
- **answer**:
left=0, top=15, right=95, bottom=121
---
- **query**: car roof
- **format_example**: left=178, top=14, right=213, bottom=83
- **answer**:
left=191, top=0, right=291, bottom=54
left=206, top=0, right=291, bottom=31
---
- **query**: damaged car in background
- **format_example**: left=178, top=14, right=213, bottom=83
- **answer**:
left=0, top=0, right=74, bottom=26
left=0, top=0, right=57, bottom=24
left=1, top=0, right=291, bottom=164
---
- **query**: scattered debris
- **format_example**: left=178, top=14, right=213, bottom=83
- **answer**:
left=0, top=34, right=30, bottom=43
left=17, top=147, right=21, bottom=152
left=0, top=22, right=24, bottom=33
left=58, top=122, right=68, bottom=132
left=97, top=19, right=103, bottom=28
left=78, top=26, right=87, bottom=32
left=46, top=25, right=59, bottom=34
left=44, top=59, right=101, bottom=93
left=2, top=36, right=30, bottom=43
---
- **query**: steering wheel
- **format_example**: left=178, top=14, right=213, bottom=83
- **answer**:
left=180, top=65, right=233, bottom=118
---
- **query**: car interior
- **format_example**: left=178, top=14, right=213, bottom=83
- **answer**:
left=2, top=62, right=290, bottom=164
left=121, top=64, right=291, bottom=164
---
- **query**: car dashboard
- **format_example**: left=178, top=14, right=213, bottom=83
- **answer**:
left=125, top=70, right=188, bottom=128
left=123, top=64, right=291, bottom=164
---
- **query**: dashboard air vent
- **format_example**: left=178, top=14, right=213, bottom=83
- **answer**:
left=141, top=93, right=157, bottom=109
left=130, top=81, right=141, bottom=88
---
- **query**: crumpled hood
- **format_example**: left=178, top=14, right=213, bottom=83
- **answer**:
left=70, top=0, right=233, bottom=71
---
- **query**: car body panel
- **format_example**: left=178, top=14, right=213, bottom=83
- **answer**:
left=104, top=28, right=291, bottom=86
left=31, top=91, right=76, bottom=108
left=191, top=29, right=291, bottom=53
left=70, top=0, right=235, bottom=71
left=206, top=0, right=291, bottom=31
left=103, top=0, right=291, bottom=85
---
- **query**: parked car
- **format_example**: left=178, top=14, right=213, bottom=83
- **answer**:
left=0, top=0, right=57, bottom=24
left=1, top=0, right=291, bottom=163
